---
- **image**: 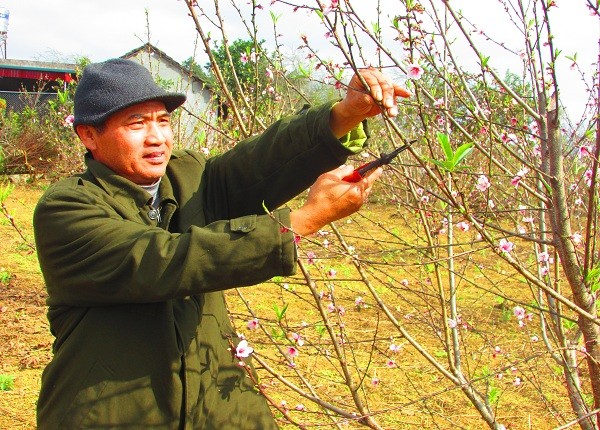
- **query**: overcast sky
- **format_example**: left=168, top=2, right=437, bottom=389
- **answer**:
left=0, top=1, right=597, bottom=119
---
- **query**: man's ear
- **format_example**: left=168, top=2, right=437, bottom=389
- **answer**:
left=76, top=125, right=97, bottom=152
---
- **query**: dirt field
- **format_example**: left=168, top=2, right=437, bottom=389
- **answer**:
left=0, top=181, right=581, bottom=430
left=0, top=183, right=51, bottom=429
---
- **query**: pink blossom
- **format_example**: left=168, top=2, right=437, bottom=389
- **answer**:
left=400, top=279, right=409, bottom=287
left=63, top=114, right=74, bottom=127
left=306, top=251, right=316, bottom=264
left=386, top=359, right=396, bottom=368
left=420, top=195, right=429, bottom=204
left=327, top=303, right=336, bottom=313
left=355, top=296, right=367, bottom=309
left=287, top=346, right=299, bottom=358
left=235, top=340, right=253, bottom=358
left=295, top=404, right=306, bottom=411
left=246, top=318, right=259, bottom=330
left=456, top=221, right=470, bottom=232
left=265, top=67, right=273, bottom=81
left=240, top=53, right=249, bottom=64
left=389, top=343, right=402, bottom=353
left=502, top=133, right=517, bottom=144
left=578, top=146, right=592, bottom=159
left=537, top=251, right=553, bottom=264
left=321, top=0, right=339, bottom=15
left=476, top=174, right=491, bottom=192
left=513, top=306, right=526, bottom=319
left=513, top=377, right=522, bottom=387
left=571, top=232, right=583, bottom=245
left=513, top=306, right=533, bottom=326
left=584, top=169, right=594, bottom=187
left=288, top=332, right=304, bottom=346
left=447, top=318, right=457, bottom=329
left=406, top=63, right=424, bottom=80
left=511, top=167, right=529, bottom=187
left=327, top=268, right=337, bottom=278
left=371, top=376, right=380, bottom=387
left=433, top=98, right=444, bottom=108
left=498, top=238, right=514, bottom=254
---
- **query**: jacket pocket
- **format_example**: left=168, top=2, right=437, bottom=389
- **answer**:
left=60, top=359, right=113, bottom=428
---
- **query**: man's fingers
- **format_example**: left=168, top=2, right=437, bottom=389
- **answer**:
left=395, top=84, right=412, bottom=99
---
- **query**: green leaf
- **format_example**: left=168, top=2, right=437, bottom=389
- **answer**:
left=0, top=374, right=14, bottom=391
left=195, top=130, right=206, bottom=146
left=270, top=328, right=286, bottom=341
left=273, top=303, right=289, bottom=321
left=562, top=319, right=577, bottom=330
left=452, top=142, right=474, bottom=166
left=430, top=158, right=454, bottom=172
left=270, top=11, right=281, bottom=24
left=585, top=265, right=600, bottom=292
left=315, top=322, right=326, bottom=337
left=371, top=22, right=381, bottom=35
left=437, top=132, right=453, bottom=161
left=488, top=386, right=501, bottom=406
left=0, top=183, right=13, bottom=203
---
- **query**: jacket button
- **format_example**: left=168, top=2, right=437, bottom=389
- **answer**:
left=148, top=209, right=159, bottom=220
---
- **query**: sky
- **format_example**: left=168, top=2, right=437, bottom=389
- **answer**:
left=0, top=1, right=598, bottom=120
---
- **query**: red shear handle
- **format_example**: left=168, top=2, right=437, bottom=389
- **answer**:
left=342, top=162, right=374, bottom=182
left=342, top=169, right=364, bottom=183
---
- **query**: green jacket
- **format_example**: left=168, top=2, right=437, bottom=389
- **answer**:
left=34, top=102, right=361, bottom=429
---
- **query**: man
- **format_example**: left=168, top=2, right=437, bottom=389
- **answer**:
left=33, top=58, right=409, bottom=429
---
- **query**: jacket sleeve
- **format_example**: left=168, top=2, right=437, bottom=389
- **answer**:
left=34, top=181, right=297, bottom=307
left=202, top=101, right=358, bottom=220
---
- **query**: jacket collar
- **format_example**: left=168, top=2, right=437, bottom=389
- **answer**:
left=83, top=153, right=176, bottom=210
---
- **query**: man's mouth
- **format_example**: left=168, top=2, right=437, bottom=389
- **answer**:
left=144, top=151, right=165, bottom=163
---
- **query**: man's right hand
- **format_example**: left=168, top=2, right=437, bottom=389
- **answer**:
left=290, top=164, right=382, bottom=236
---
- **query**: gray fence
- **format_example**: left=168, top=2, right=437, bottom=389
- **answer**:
left=0, top=90, right=57, bottom=114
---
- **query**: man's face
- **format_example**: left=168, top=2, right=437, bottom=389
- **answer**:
left=77, top=100, right=174, bottom=185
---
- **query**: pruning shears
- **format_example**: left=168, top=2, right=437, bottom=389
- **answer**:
left=342, top=139, right=416, bottom=182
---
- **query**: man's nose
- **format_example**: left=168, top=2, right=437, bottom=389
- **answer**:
left=146, top=122, right=167, bottom=144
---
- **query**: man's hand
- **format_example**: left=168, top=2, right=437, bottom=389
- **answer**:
left=290, top=165, right=383, bottom=236
left=330, top=67, right=411, bottom=138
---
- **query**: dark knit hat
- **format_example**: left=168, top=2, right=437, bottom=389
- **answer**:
left=73, top=58, right=186, bottom=128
